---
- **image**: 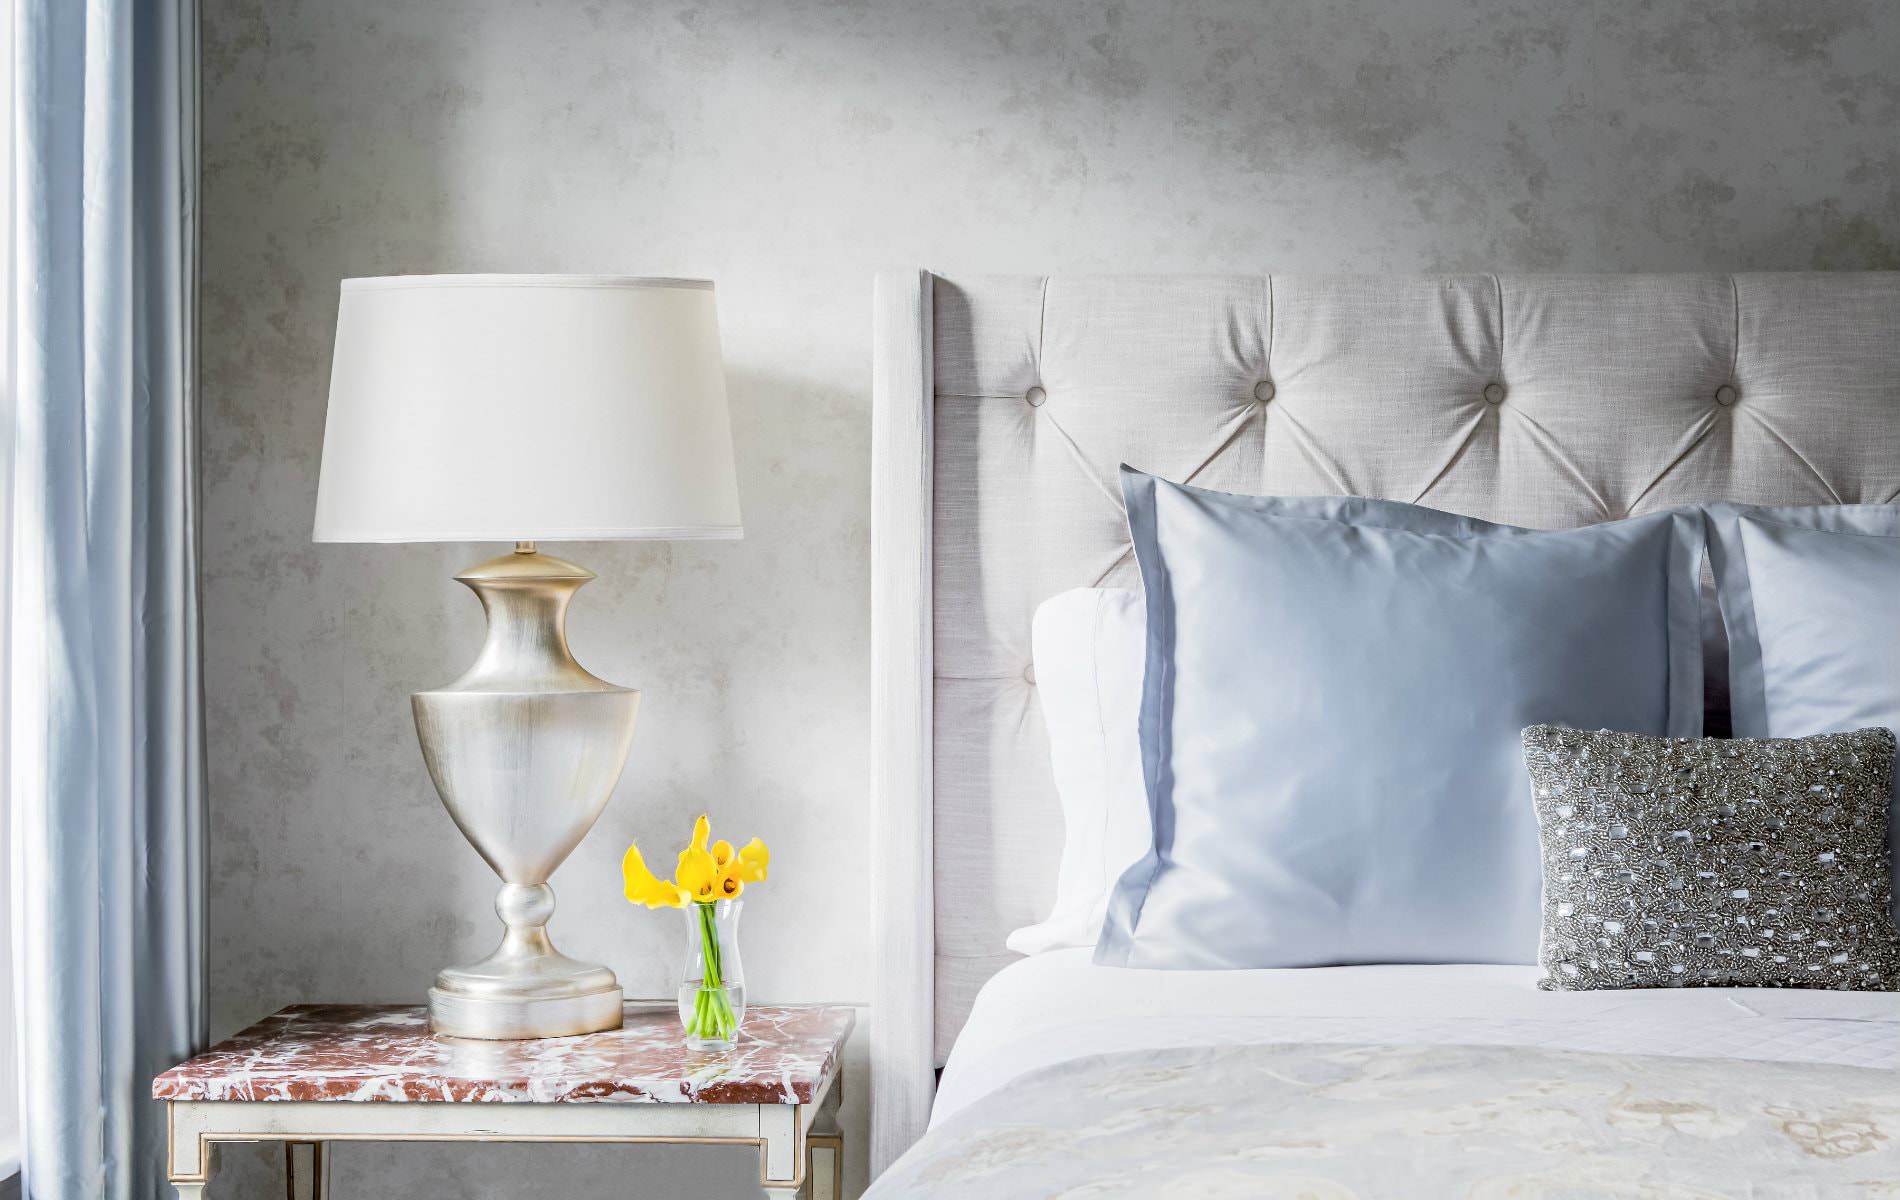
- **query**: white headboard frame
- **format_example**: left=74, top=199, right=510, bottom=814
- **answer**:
left=869, top=269, right=1900, bottom=1172
left=869, top=270, right=934, bottom=1174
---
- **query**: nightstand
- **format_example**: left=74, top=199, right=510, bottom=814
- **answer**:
left=152, top=1003, right=852, bottom=1198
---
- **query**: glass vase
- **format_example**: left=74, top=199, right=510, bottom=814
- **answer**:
left=679, top=899, right=745, bottom=1050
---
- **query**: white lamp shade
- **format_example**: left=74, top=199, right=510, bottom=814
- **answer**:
left=313, top=275, right=742, bottom=543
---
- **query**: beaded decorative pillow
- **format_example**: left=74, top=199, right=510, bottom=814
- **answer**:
left=1521, top=724, right=1900, bottom=991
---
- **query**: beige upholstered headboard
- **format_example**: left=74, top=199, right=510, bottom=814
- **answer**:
left=868, top=271, right=1900, bottom=1170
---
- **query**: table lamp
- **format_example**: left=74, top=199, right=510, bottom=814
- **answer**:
left=313, top=275, right=742, bottom=1039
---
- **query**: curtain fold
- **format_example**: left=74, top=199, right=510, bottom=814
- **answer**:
left=10, top=2, right=204, bottom=1198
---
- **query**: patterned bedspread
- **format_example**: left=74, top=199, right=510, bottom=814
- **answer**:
left=868, top=1042, right=1900, bottom=1198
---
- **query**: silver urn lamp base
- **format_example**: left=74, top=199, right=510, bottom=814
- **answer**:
left=413, top=543, right=637, bottom=1040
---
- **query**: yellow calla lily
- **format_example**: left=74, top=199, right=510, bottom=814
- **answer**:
left=734, top=837, right=770, bottom=883
left=715, top=859, right=746, bottom=899
left=624, top=819, right=768, bottom=912
left=621, top=842, right=685, bottom=909
left=676, top=846, right=721, bottom=904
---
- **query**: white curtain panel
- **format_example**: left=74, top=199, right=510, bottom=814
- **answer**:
left=9, top=2, right=205, bottom=1197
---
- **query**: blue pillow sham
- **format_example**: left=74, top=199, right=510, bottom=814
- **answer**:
left=1705, top=502, right=1900, bottom=916
left=1097, top=469, right=1706, bottom=970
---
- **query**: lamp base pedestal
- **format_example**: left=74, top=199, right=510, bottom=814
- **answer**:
left=428, top=981, right=624, bottom=1041
left=426, top=879, right=626, bottom=1040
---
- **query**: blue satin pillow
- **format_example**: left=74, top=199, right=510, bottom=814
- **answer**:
left=1705, top=503, right=1900, bottom=915
left=1097, top=470, right=1706, bottom=969
left=1016, top=496, right=1555, bottom=955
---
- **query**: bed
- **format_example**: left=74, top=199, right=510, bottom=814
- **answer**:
left=866, top=272, right=1900, bottom=1191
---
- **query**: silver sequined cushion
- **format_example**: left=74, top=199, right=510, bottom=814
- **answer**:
left=1522, top=724, right=1900, bottom=991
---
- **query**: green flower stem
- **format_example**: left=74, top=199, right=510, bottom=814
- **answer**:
left=688, top=902, right=738, bottom=1044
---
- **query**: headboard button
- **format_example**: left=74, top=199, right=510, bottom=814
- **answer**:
left=1024, top=386, right=1047, bottom=407
left=1715, top=384, right=1738, bottom=406
left=1483, top=383, right=1506, bottom=405
left=1252, top=380, right=1276, bottom=403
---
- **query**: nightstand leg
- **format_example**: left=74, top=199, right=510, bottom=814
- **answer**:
left=801, top=1080, right=843, bottom=1200
left=286, top=1140, right=328, bottom=1200
left=804, top=1134, right=842, bottom=1200
left=168, top=1100, right=214, bottom=1197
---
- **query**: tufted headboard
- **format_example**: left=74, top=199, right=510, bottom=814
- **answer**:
left=867, top=271, right=1900, bottom=1170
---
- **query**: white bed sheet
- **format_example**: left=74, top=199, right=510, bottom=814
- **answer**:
left=931, top=949, right=1900, bottom=1127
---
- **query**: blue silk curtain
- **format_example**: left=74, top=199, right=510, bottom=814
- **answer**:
left=10, top=2, right=205, bottom=1197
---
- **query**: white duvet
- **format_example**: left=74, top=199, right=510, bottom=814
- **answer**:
left=933, top=949, right=1900, bottom=1127
left=881, top=1039, right=1900, bottom=1198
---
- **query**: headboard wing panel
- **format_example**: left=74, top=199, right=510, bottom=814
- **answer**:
left=869, top=271, right=1900, bottom=1172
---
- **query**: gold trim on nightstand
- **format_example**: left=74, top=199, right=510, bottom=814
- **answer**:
left=165, top=1098, right=835, bottom=1195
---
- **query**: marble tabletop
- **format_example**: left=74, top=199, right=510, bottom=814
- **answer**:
left=153, top=1003, right=855, bottom=1105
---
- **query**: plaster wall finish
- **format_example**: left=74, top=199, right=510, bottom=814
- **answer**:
left=200, top=0, right=1900, bottom=1194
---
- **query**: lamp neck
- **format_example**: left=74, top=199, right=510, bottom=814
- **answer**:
left=443, top=549, right=623, bottom=694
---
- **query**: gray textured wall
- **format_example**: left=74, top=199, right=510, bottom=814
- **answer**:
left=200, top=0, right=1900, bottom=1195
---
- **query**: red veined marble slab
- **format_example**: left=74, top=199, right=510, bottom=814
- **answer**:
left=153, top=1003, right=855, bottom=1105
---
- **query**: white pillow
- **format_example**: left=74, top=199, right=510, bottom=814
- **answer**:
left=1006, top=588, right=1148, bottom=955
